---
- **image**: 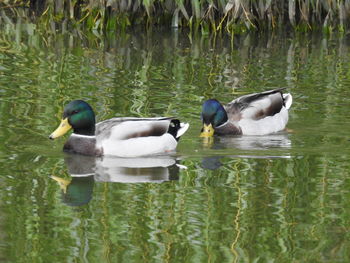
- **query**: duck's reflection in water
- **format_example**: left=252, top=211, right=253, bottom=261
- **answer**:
left=203, top=132, right=292, bottom=151
left=94, top=156, right=179, bottom=183
left=201, top=133, right=292, bottom=170
left=52, top=154, right=181, bottom=206
left=52, top=175, right=95, bottom=207
left=217, top=133, right=292, bottom=150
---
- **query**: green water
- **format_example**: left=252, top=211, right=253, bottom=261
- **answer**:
left=0, top=26, right=350, bottom=262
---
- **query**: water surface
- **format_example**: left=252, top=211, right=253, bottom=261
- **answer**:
left=0, top=26, right=349, bottom=262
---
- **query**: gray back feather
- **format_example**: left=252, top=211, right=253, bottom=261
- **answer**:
left=225, top=88, right=286, bottom=121
left=95, top=117, right=173, bottom=141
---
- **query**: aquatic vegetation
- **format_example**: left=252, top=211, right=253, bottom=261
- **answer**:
left=0, top=0, right=349, bottom=34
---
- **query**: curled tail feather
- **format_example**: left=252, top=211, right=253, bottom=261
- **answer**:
left=283, top=93, right=293, bottom=110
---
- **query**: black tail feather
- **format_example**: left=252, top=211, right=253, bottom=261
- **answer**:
left=167, top=119, right=181, bottom=141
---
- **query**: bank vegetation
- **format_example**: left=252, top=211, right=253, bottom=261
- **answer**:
left=0, top=0, right=349, bottom=34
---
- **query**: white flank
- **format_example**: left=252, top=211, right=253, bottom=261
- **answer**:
left=99, top=133, right=178, bottom=157
left=239, top=107, right=289, bottom=135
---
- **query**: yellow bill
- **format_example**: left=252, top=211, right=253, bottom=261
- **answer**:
left=200, top=123, right=215, bottom=137
left=49, top=118, right=72, bottom=139
left=51, top=176, right=71, bottom=194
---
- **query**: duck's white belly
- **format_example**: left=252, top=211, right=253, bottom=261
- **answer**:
left=98, top=133, right=178, bottom=157
left=239, top=107, right=289, bottom=135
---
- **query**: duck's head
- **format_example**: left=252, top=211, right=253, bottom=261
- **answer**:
left=49, top=100, right=96, bottom=139
left=200, top=99, right=228, bottom=137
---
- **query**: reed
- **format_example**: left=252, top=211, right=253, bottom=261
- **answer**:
left=0, top=0, right=349, bottom=34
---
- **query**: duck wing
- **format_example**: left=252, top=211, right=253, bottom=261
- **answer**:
left=225, top=88, right=288, bottom=121
left=95, top=117, right=174, bottom=140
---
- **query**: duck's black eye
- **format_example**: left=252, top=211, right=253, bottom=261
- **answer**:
left=72, top=110, right=79, bottom=115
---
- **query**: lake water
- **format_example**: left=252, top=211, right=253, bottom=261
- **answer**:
left=0, top=25, right=349, bottom=262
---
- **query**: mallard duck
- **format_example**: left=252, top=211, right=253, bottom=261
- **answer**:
left=49, top=100, right=189, bottom=157
left=200, top=88, right=292, bottom=137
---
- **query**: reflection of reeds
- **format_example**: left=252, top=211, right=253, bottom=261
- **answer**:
left=1, top=0, right=349, bottom=33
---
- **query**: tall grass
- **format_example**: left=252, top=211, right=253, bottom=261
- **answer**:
left=0, top=0, right=349, bottom=34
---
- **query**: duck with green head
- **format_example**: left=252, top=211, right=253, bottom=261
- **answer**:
left=50, top=100, right=189, bottom=157
left=200, top=88, right=293, bottom=137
